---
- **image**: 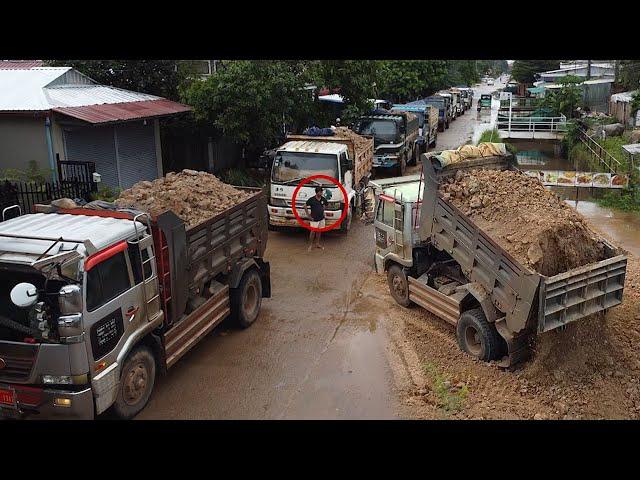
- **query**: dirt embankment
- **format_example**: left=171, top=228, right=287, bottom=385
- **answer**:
left=115, top=170, right=252, bottom=228
left=392, top=245, right=640, bottom=420
left=439, top=169, right=608, bottom=276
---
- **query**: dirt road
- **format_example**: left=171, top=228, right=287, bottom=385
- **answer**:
left=140, top=78, right=640, bottom=420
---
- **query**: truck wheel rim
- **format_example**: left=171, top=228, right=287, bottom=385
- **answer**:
left=392, top=275, right=406, bottom=297
left=244, top=279, right=259, bottom=317
left=464, top=326, right=482, bottom=356
left=124, top=363, right=148, bottom=405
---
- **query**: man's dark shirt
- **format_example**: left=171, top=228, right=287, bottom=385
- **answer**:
left=306, top=195, right=328, bottom=221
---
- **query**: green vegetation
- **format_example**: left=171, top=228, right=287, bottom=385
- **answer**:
left=569, top=132, right=632, bottom=172
left=0, top=160, right=52, bottom=183
left=542, top=75, right=583, bottom=118
left=477, top=129, right=517, bottom=155
left=511, top=60, right=560, bottom=84
left=423, top=362, right=469, bottom=414
left=91, top=185, right=121, bottom=202
left=218, top=168, right=264, bottom=188
left=597, top=188, right=640, bottom=212
left=620, top=60, right=640, bottom=91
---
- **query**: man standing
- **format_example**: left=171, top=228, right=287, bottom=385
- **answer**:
left=304, top=186, right=328, bottom=252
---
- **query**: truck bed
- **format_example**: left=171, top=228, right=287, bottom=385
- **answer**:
left=285, top=133, right=374, bottom=186
left=154, top=189, right=268, bottom=326
left=418, top=155, right=627, bottom=336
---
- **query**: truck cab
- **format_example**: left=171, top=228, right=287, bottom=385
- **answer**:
left=392, top=104, right=438, bottom=154
left=354, top=112, right=419, bottom=176
left=268, top=141, right=355, bottom=232
left=437, top=91, right=457, bottom=120
left=0, top=211, right=161, bottom=419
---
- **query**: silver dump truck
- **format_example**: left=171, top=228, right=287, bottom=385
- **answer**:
left=0, top=190, right=270, bottom=419
left=372, top=154, right=627, bottom=367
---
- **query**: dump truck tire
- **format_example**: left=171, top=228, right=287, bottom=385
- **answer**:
left=232, top=268, right=263, bottom=329
left=112, top=345, right=156, bottom=419
left=456, top=308, right=504, bottom=362
left=387, top=264, right=411, bottom=307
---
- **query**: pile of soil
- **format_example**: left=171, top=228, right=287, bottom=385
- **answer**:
left=115, top=169, right=253, bottom=228
left=439, top=169, right=608, bottom=276
left=334, top=127, right=370, bottom=152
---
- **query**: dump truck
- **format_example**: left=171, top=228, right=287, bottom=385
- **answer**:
left=268, top=129, right=374, bottom=233
left=0, top=190, right=271, bottom=419
left=391, top=104, right=439, bottom=154
left=422, top=96, right=450, bottom=132
left=373, top=152, right=627, bottom=367
left=354, top=111, right=419, bottom=175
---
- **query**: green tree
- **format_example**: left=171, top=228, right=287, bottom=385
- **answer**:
left=511, top=60, right=560, bottom=84
left=377, top=60, right=449, bottom=103
left=620, top=60, right=640, bottom=90
left=44, top=60, right=187, bottom=101
left=444, top=60, right=480, bottom=87
left=182, top=60, right=314, bottom=152
left=310, top=60, right=382, bottom=122
left=542, top=75, right=583, bottom=118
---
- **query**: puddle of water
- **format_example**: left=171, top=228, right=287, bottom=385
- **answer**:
left=567, top=200, right=640, bottom=256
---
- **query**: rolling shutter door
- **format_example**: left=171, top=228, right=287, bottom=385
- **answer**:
left=116, top=122, right=158, bottom=189
left=63, top=126, right=119, bottom=189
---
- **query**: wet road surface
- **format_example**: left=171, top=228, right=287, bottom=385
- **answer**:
left=139, top=81, right=504, bottom=420
left=139, top=222, right=398, bottom=419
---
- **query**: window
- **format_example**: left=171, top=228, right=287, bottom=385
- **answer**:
left=376, top=199, right=396, bottom=227
left=86, top=252, right=131, bottom=312
left=129, top=244, right=153, bottom=285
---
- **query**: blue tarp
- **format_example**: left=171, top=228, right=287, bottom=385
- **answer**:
left=303, top=126, right=335, bottom=136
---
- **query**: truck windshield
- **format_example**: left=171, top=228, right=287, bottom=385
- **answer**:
left=356, top=119, right=398, bottom=142
left=271, top=151, right=338, bottom=184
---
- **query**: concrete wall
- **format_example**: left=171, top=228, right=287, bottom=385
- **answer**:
left=0, top=116, right=51, bottom=174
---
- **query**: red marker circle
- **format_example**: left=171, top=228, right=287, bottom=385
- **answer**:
left=291, top=175, right=349, bottom=233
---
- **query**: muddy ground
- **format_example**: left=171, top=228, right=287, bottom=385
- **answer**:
left=139, top=79, right=640, bottom=420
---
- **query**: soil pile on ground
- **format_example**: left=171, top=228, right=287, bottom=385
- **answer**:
left=334, top=127, right=370, bottom=152
left=439, top=169, right=607, bottom=276
left=116, top=169, right=252, bottom=228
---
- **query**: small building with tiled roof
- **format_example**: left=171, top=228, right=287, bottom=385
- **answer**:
left=0, top=65, right=192, bottom=190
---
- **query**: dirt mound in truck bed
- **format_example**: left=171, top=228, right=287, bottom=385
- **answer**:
left=115, top=170, right=253, bottom=228
left=333, top=127, right=370, bottom=151
left=439, top=169, right=608, bottom=276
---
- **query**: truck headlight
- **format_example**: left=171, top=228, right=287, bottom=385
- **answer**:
left=43, top=374, right=88, bottom=385
left=42, top=375, right=73, bottom=385
left=270, top=197, right=287, bottom=207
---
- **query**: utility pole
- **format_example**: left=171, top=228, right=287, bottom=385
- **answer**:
left=586, top=59, right=592, bottom=80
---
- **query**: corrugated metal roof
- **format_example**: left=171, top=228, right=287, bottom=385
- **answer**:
left=52, top=99, right=191, bottom=124
left=0, top=212, right=143, bottom=256
left=623, top=144, right=640, bottom=155
left=0, top=67, right=191, bottom=122
left=611, top=91, right=637, bottom=103
left=279, top=141, right=346, bottom=155
left=45, top=85, right=159, bottom=108
left=0, top=67, right=72, bottom=110
left=0, top=60, right=44, bottom=69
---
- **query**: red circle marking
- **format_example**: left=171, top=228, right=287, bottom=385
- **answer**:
left=291, top=175, right=349, bottom=233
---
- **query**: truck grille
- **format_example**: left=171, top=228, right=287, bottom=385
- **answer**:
left=0, top=343, right=37, bottom=382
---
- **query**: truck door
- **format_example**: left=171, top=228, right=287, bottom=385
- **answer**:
left=374, top=194, right=406, bottom=262
left=83, top=243, right=150, bottom=376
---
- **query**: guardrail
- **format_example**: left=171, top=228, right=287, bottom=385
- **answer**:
left=497, top=114, right=568, bottom=135
left=577, top=127, right=623, bottom=174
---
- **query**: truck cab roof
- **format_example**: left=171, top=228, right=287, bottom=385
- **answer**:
left=0, top=212, right=144, bottom=261
left=278, top=141, right=347, bottom=156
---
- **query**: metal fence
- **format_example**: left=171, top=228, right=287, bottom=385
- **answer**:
left=0, top=178, right=97, bottom=221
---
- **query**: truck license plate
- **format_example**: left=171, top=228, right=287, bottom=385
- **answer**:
left=0, top=388, right=15, bottom=405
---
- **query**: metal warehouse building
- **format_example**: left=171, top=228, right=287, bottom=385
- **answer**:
left=0, top=64, right=191, bottom=190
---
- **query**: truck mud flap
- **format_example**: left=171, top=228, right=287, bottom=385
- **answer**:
left=538, top=255, right=627, bottom=333
left=255, top=258, right=271, bottom=298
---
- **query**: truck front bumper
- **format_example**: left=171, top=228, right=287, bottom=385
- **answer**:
left=372, top=155, right=399, bottom=169
left=0, top=383, right=94, bottom=420
left=268, top=206, right=343, bottom=229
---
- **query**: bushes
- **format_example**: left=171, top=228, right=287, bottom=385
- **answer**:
left=597, top=188, right=640, bottom=213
